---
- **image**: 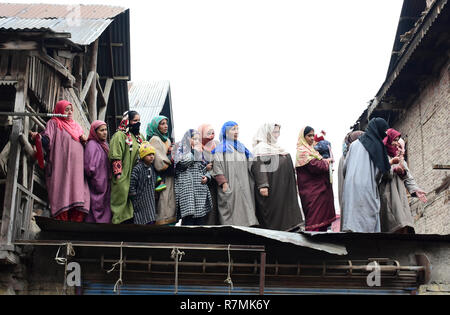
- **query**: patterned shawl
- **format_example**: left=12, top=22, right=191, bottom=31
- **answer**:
left=295, top=126, right=323, bottom=168
left=117, top=111, right=144, bottom=151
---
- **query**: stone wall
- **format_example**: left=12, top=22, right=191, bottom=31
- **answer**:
left=392, top=59, right=450, bottom=235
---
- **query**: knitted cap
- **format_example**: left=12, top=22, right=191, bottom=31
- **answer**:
left=139, top=141, right=156, bottom=159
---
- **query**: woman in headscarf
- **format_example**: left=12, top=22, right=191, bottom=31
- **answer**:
left=379, top=129, right=427, bottom=234
left=108, top=111, right=144, bottom=224
left=174, top=129, right=212, bottom=226
left=211, top=121, right=258, bottom=227
left=84, top=120, right=112, bottom=224
left=39, top=100, right=90, bottom=222
left=251, top=123, right=304, bottom=231
left=296, top=126, right=336, bottom=232
left=198, top=124, right=220, bottom=225
left=338, top=130, right=365, bottom=230
left=147, top=116, right=176, bottom=225
left=341, top=117, right=390, bottom=233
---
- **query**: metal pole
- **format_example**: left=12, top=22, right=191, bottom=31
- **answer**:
left=0, top=112, right=68, bottom=118
left=259, top=252, right=266, bottom=295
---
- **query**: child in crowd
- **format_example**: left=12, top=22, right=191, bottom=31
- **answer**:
left=314, top=130, right=332, bottom=159
left=129, top=142, right=158, bottom=225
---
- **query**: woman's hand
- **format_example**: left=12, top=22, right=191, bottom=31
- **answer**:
left=116, top=174, right=121, bottom=180
left=390, top=157, right=400, bottom=165
left=222, top=182, right=229, bottom=193
left=201, top=176, right=208, bottom=185
left=79, top=134, right=88, bottom=143
left=259, top=188, right=269, bottom=197
left=29, top=131, right=38, bottom=141
left=206, top=163, right=213, bottom=171
left=415, top=190, right=428, bottom=203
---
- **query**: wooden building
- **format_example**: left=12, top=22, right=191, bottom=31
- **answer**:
left=0, top=2, right=449, bottom=296
left=352, top=0, right=450, bottom=235
left=0, top=3, right=131, bottom=264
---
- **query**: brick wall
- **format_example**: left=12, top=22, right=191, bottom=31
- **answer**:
left=392, top=59, right=450, bottom=235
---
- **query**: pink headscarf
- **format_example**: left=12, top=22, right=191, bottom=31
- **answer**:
left=52, top=100, right=84, bottom=142
left=383, top=128, right=401, bottom=157
left=198, top=124, right=217, bottom=152
left=88, top=120, right=109, bottom=154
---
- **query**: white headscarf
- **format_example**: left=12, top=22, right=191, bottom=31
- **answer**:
left=252, top=123, right=288, bottom=157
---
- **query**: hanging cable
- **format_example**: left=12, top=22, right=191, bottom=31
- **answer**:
left=171, top=248, right=185, bottom=295
left=224, top=244, right=234, bottom=295
left=107, top=242, right=124, bottom=295
left=54, top=243, right=75, bottom=295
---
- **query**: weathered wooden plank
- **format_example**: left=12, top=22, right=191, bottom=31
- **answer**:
left=79, top=71, right=95, bottom=104
left=433, top=165, right=450, bottom=170
left=0, top=53, right=9, bottom=76
left=33, top=51, right=75, bottom=87
left=99, top=76, right=129, bottom=81
left=1, top=54, right=28, bottom=246
left=0, top=41, right=38, bottom=50
left=88, top=40, right=99, bottom=121
left=103, top=78, right=114, bottom=104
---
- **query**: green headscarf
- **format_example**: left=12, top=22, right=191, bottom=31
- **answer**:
left=147, top=115, right=169, bottom=142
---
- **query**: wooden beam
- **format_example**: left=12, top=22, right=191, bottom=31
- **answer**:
left=1, top=53, right=28, bottom=246
left=433, top=165, right=450, bottom=170
left=97, top=77, right=113, bottom=122
left=25, top=104, right=46, bottom=131
left=99, top=76, right=129, bottom=81
left=79, top=71, right=95, bottom=104
left=100, top=43, right=124, bottom=47
left=88, top=40, right=99, bottom=121
left=0, top=41, right=38, bottom=50
left=103, top=78, right=114, bottom=104
left=33, top=51, right=75, bottom=87
left=18, top=134, right=35, bottom=159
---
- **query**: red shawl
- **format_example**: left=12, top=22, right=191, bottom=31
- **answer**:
left=52, top=100, right=84, bottom=142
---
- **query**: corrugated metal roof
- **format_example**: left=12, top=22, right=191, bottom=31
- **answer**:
left=0, top=3, right=126, bottom=19
left=129, top=81, right=171, bottom=136
left=0, top=17, right=112, bottom=45
left=33, top=216, right=348, bottom=256
left=0, top=3, right=127, bottom=45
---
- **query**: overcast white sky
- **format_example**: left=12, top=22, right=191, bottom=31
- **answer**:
left=10, top=0, right=405, bottom=211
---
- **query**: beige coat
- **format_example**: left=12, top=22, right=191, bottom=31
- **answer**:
left=149, top=136, right=176, bottom=225
left=379, top=160, right=420, bottom=233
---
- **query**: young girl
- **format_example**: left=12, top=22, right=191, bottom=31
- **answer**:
left=129, top=142, right=158, bottom=225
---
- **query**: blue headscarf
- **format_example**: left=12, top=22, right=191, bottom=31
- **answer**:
left=212, top=121, right=252, bottom=159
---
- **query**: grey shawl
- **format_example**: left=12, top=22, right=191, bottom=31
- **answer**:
left=379, top=160, right=420, bottom=233
left=212, top=149, right=259, bottom=227
left=342, top=140, right=382, bottom=233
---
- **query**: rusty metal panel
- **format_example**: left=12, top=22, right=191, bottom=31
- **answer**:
left=0, top=3, right=126, bottom=19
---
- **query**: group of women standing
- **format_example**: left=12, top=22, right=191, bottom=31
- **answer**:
left=34, top=100, right=426, bottom=234
left=339, top=118, right=427, bottom=234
